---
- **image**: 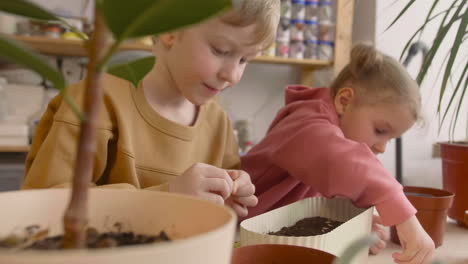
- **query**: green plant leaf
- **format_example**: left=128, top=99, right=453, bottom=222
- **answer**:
left=440, top=63, right=468, bottom=133
left=0, top=0, right=60, bottom=21
left=450, top=73, right=468, bottom=141
left=0, top=35, right=83, bottom=120
left=385, top=0, right=417, bottom=31
left=99, top=0, right=231, bottom=41
left=438, top=6, right=468, bottom=115
left=107, top=56, right=156, bottom=87
left=399, top=3, right=460, bottom=61
left=416, top=2, right=466, bottom=85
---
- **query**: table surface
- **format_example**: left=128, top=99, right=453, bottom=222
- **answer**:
left=368, top=220, right=468, bottom=264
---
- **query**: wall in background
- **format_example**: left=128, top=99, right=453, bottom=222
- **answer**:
left=375, top=0, right=468, bottom=188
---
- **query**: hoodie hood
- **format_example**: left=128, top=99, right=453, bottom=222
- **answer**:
left=285, top=85, right=333, bottom=105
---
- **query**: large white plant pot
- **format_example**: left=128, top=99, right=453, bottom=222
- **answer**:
left=0, top=189, right=236, bottom=264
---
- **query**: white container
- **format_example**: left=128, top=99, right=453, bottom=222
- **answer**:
left=240, top=197, right=374, bottom=264
left=0, top=68, right=43, bottom=86
left=0, top=13, right=18, bottom=34
left=0, top=189, right=236, bottom=264
left=0, top=78, right=8, bottom=122
left=0, top=123, right=29, bottom=146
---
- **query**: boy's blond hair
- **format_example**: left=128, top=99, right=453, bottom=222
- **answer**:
left=331, top=44, right=422, bottom=121
left=220, top=0, right=280, bottom=50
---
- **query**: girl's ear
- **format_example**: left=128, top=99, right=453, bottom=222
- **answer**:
left=334, top=87, right=355, bottom=116
left=159, top=33, right=176, bottom=48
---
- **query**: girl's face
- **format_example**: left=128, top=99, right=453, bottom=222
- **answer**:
left=336, top=89, right=416, bottom=154
left=162, top=18, right=262, bottom=105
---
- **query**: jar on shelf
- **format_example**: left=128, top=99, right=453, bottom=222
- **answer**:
left=277, top=17, right=291, bottom=42
left=43, top=24, right=61, bottom=39
left=276, top=40, right=290, bottom=58
left=318, top=0, right=334, bottom=22
left=305, top=0, right=319, bottom=21
left=318, top=40, right=334, bottom=61
left=291, top=0, right=305, bottom=20
left=289, top=40, right=305, bottom=59
left=318, top=20, right=335, bottom=41
left=280, top=0, right=292, bottom=18
left=304, top=20, right=318, bottom=41
left=290, top=19, right=304, bottom=41
left=304, top=39, right=319, bottom=59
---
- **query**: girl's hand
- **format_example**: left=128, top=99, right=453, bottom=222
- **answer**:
left=370, top=215, right=389, bottom=255
left=393, top=215, right=435, bottom=264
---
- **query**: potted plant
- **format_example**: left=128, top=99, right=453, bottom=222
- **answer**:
left=389, top=0, right=468, bottom=228
left=0, top=0, right=237, bottom=263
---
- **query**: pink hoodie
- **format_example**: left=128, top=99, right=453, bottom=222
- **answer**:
left=241, top=86, right=415, bottom=226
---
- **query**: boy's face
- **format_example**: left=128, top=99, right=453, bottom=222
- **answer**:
left=162, top=18, right=262, bottom=105
left=336, top=89, right=415, bottom=154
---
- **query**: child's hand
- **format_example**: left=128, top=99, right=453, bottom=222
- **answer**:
left=393, top=215, right=435, bottom=264
left=225, top=170, right=258, bottom=217
left=169, top=163, right=234, bottom=205
left=370, top=215, right=389, bottom=255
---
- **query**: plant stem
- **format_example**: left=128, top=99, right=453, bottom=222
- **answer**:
left=62, top=7, right=110, bottom=249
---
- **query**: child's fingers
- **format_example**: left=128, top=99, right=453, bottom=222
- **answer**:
left=392, top=247, right=421, bottom=264
left=229, top=170, right=255, bottom=196
left=373, top=215, right=384, bottom=226
left=373, top=225, right=389, bottom=241
left=205, top=169, right=234, bottom=194
left=369, top=239, right=386, bottom=255
left=235, top=182, right=255, bottom=197
left=204, top=178, right=232, bottom=200
left=199, top=192, right=224, bottom=206
left=227, top=170, right=240, bottom=180
left=229, top=201, right=248, bottom=217
left=233, top=195, right=258, bottom=207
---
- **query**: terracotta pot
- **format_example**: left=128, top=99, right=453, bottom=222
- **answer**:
left=0, top=189, right=236, bottom=264
left=465, top=210, right=468, bottom=225
left=231, top=244, right=336, bottom=264
left=440, top=142, right=468, bottom=228
left=390, top=186, right=454, bottom=248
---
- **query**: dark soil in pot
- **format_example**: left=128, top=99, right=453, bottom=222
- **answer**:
left=268, top=216, right=343, bottom=236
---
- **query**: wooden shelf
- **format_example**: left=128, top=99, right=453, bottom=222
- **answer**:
left=10, top=35, right=331, bottom=69
left=0, top=145, right=30, bottom=153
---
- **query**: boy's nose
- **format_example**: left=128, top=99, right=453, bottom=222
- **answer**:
left=218, top=63, right=240, bottom=86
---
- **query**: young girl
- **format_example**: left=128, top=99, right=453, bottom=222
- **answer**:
left=22, top=0, right=280, bottom=218
left=241, top=44, right=435, bottom=263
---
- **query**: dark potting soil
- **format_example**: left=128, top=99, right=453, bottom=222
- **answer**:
left=268, top=217, right=343, bottom=237
left=0, top=225, right=170, bottom=250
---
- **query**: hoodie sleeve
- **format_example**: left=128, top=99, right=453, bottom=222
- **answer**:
left=269, top=109, right=415, bottom=226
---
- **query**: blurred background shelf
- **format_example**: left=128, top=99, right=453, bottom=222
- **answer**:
left=10, top=35, right=333, bottom=69
left=0, top=145, right=30, bottom=153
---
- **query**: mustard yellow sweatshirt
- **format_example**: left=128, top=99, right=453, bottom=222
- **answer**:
left=23, top=74, right=240, bottom=190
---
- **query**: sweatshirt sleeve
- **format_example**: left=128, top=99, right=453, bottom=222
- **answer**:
left=269, top=111, right=415, bottom=226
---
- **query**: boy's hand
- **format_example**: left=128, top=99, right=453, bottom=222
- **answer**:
left=169, top=163, right=234, bottom=205
left=393, top=215, right=435, bottom=264
left=225, top=170, right=258, bottom=217
left=370, top=215, right=389, bottom=255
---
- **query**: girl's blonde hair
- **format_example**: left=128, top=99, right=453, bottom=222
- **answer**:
left=219, top=0, right=280, bottom=50
left=331, top=44, right=422, bottom=121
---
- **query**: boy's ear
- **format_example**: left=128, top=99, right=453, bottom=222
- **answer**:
left=159, top=33, right=176, bottom=48
left=334, top=87, right=355, bottom=116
